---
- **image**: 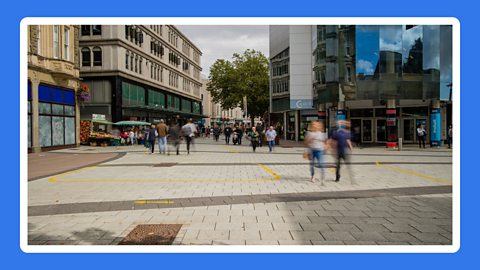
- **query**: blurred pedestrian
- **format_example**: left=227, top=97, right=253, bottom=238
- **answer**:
left=182, top=119, right=195, bottom=155
left=224, top=124, right=233, bottom=144
left=156, top=119, right=168, bottom=154
left=330, top=120, right=355, bottom=184
left=305, top=121, right=327, bottom=184
left=168, top=121, right=181, bottom=155
left=213, top=125, right=220, bottom=142
left=248, top=126, right=260, bottom=152
left=417, top=124, right=426, bottom=148
left=447, top=125, right=452, bottom=149
left=265, top=126, right=277, bottom=153
left=147, top=124, right=157, bottom=154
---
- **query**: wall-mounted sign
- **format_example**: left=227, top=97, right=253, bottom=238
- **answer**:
left=290, top=99, right=313, bottom=109
left=92, top=114, right=106, bottom=121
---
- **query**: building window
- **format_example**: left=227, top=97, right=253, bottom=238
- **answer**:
left=63, top=27, right=69, bottom=61
left=92, top=47, right=102, bottom=66
left=139, top=58, right=142, bottom=74
left=53, top=25, right=59, bottom=59
left=81, top=25, right=90, bottom=36
left=130, top=54, right=134, bottom=71
left=81, top=47, right=91, bottom=66
left=125, top=51, right=129, bottom=69
left=92, top=25, right=102, bottom=35
left=134, top=56, right=138, bottom=73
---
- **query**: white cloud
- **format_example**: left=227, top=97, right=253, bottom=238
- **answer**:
left=176, top=25, right=269, bottom=76
left=357, top=59, right=374, bottom=74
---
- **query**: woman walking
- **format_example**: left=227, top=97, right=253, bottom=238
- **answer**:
left=248, top=126, right=260, bottom=152
left=304, top=121, right=327, bottom=185
left=147, top=124, right=157, bottom=154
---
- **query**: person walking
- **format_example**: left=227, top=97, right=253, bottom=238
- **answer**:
left=417, top=124, right=427, bottom=148
left=156, top=119, right=168, bottom=154
left=168, top=122, right=181, bottom=155
left=213, top=125, right=220, bottom=142
left=182, top=119, right=195, bottom=155
left=330, top=120, right=355, bottom=184
left=224, top=124, right=233, bottom=144
left=248, top=126, right=260, bottom=152
left=147, top=124, right=157, bottom=154
left=447, top=125, right=452, bottom=149
left=128, top=129, right=135, bottom=146
left=304, top=121, right=327, bottom=184
left=265, top=126, right=277, bottom=153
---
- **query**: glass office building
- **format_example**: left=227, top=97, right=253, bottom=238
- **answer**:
left=313, top=25, right=452, bottom=146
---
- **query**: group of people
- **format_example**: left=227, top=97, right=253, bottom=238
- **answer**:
left=304, top=120, right=355, bottom=186
left=125, top=119, right=198, bottom=155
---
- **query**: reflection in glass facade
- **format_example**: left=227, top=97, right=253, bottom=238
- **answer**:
left=350, top=25, right=451, bottom=102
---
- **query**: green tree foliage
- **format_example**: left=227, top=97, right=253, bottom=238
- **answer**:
left=207, top=49, right=269, bottom=123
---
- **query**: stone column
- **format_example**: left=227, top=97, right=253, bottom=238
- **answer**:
left=294, top=111, right=299, bottom=142
left=30, top=75, right=41, bottom=153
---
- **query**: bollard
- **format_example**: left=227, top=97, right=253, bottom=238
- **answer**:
left=398, top=137, right=403, bottom=151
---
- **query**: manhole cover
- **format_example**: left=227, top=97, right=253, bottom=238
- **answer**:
left=152, top=163, right=178, bottom=167
left=119, top=224, right=182, bottom=245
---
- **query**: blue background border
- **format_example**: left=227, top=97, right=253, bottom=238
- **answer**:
left=2, top=0, right=475, bottom=269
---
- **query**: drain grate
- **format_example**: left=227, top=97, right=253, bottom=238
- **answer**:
left=119, top=224, right=182, bottom=245
left=152, top=163, right=178, bottom=167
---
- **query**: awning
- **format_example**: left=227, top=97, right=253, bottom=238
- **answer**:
left=92, top=119, right=115, bottom=125
left=114, top=120, right=151, bottom=126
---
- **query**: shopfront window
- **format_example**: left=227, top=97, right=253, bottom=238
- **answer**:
left=37, top=84, right=76, bottom=147
left=122, top=81, right=145, bottom=106
left=148, top=90, right=165, bottom=108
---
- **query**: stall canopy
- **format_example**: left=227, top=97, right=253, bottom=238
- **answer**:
left=114, top=120, right=151, bottom=126
left=92, top=119, right=115, bottom=125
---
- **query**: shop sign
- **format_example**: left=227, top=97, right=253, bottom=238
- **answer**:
left=430, top=108, right=441, bottom=146
left=92, top=114, right=106, bottom=121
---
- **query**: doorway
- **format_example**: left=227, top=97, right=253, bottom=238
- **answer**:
left=403, top=118, right=415, bottom=142
left=376, top=119, right=387, bottom=142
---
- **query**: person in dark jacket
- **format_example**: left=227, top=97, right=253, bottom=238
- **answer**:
left=213, top=125, right=220, bottom=142
left=168, top=122, right=181, bottom=155
left=330, top=120, right=355, bottom=184
left=224, top=124, right=233, bottom=144
left=147, top=124, right=157, bottom=154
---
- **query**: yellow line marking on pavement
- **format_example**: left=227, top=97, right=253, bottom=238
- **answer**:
left=48, top=164, right=281, bottom=183
left=134, top=200, right=175, bottom=204
left=375, top=161, right=451, bottom=184
left=257, top=163, right=281, bottom=180
left=224, top=146, right=240, bottom=153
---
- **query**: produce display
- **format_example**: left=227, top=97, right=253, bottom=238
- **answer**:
left=80, top=120, right=91, bottom=143
left=89, top=132, right=113, bottom=139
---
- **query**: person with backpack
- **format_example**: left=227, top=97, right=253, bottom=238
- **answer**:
left=417, top=124, right=427, bottom=148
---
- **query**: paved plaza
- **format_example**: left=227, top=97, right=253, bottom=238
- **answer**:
left=28, top=137, right=453, bottom=245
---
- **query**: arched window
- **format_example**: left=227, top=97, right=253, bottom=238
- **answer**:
left=81, top=47, right=91, bottom=67
left=92, top=47, right=102, bottom=66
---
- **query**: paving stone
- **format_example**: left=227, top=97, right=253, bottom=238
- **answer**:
left=311, top=240, right=344, bottom=245
left=299, top=223, right=331, bottom=232
left=314, top=210, right=343, bottom=217
left=256, top=216, right=285, bottom=223
left=410, top=232, right=451, bottom=244
left=389, top=211, right=420, bottom=218
left=309, top=216, right=338, bottom=224
left=215, top=222, right=245, bottom=231
left=380, top=232, right=419, bottom=242
left=267, top=210, right=293, bottom=216
left=184, top=222, right=216, bottom=230
left=350, top=232, right=388, bottom=242
left=278, top=240, right=313, bottom=245
left=361, top=217, right=391, bottom=224
left=340, top=211, right=367, bottom=217
left=197, top=230, right=229, bottom=241
left=321, top=232, right=356, bottom=241
left=322, top=205, right=348, bottom=211
left=363, top=211, right=393, bottom=218
left=290, top=230, right=324, bottom=241
left=291, top=210, right=319, bottom=216
left=328, top=223, right=361, bottom=232
left=272, top=222, right=303, bottom=231
left=244, top=222, right=273, bottom=231
left=383, top=224, right=419, bottom=233
left=410, top=224, right=449, bottom=233
left=334, top=217, right=364, bottom=224
left=230, top=215, right=257, bottom=223
left=246, top=240, right=279, bottom=245
left=229, top=230, right=261, bottom=241
left=354, top=223, right=390, bottom=232
left=386, top=217, right=418, bottom=224
left=180, top=239, right=213, bottom=245
left=260, top=230, right=293, bottom=241
left=212, top=240, right=246, bottom=245
left=343, top=241, right=377, bottom=245
left=203, top=215, right=230, bottom=223
left=242, top=209, right=268, bottom=216
left=376, top=242, right=411, bottom=245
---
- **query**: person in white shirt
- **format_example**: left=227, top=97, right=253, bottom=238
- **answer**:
left=304, top=121, right=327, bottom=184
left=265, top=126, right=277, bottom=153
left=417, top=124, right=426, bottom=148
left=128, top=129, right=135, bottom=146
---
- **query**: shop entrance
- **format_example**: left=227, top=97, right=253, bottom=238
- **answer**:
left=376, top=119, right=387, bottom=143
left=351, top=119, right=373, bottom=144
left=402, top=118, right=415, bottom=142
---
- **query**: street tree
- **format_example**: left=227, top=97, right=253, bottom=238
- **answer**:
left=207, top=49, right=269, bottom=126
